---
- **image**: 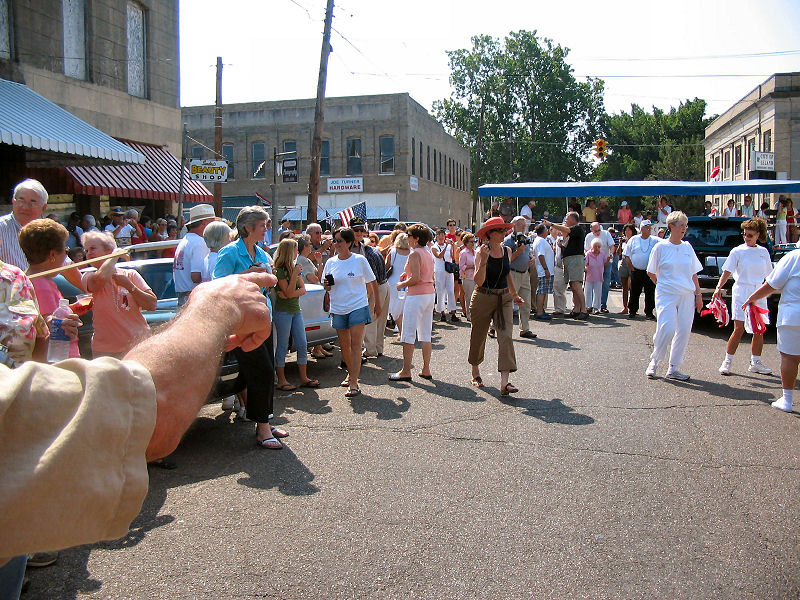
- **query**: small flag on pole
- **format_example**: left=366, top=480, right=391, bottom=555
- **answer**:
left=336, top=201, right=367, bottom=228
left=255, top=192, right=271, bottom=206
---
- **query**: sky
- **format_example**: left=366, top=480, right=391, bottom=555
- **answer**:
left=180, top=0, right=800, bottom=120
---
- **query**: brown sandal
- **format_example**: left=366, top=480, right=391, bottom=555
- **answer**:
left=471, top=376, right=484, bottom=388
left=500, top=383, right=518, bottom=396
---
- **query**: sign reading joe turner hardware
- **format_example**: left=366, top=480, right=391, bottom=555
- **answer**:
left=189, top=159, right=228, bottom=182
left=327, top=177, right=363, bottom=193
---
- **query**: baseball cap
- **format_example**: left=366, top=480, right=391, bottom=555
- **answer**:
left=349, top=216, right=366, bottom=230
left=640, top=219, right=652, bottom=227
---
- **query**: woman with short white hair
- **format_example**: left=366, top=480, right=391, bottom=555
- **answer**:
left=645, top=211, right=703, bottom=380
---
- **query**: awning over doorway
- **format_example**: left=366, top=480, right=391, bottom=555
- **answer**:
left=0, top=78, right=145, bottom=167
left=65, top=140, right=212, bottom=203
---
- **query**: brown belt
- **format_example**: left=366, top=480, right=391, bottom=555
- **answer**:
left=476, top=286, right=509, bottom=295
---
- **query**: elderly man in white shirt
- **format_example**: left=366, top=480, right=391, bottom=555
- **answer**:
left=623, top=219, right=659, bottom=319
left=583, top=221, right=616, bottom=313
left=173, top=204, right=219, bottom=306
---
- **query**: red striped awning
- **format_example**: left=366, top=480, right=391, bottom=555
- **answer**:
left=65, top=139, right=212, bottom=202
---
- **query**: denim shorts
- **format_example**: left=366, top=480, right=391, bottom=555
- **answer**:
left=331, top=305, right=372, bottom=330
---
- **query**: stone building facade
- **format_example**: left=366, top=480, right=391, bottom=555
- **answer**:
left=704, top=72, right=800, bottom=211
left=181, top=93, right=473, bottom=228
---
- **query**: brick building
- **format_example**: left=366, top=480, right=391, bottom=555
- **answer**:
left=181, top=93, right=472, bottom=228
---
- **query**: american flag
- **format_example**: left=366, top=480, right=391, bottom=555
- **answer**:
left=337, top=201, right=367, bottom=228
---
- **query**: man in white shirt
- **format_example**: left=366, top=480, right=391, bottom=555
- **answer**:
left=173, top=204, right=219, bottom=306
left=623, top=220, right=659, bottom=319
left=519, top=200, right=535, bottom=231
left=104, top=208, right=135, bottom=247
left=583, top=222, right=616, bottom=313
left=532, top=223, right=555, bottom=320
left=656, top=197, right=672, bottom=232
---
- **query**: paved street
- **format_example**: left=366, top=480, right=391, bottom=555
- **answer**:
left=28, top=291, right=800, bottom=599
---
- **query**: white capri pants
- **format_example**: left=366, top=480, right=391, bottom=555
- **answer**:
left=388, top=285, right=406, bottom=321
left=651, top=291, right=695, bottom=367
left=401, top=293, right=435, bottom=344
left=775, top=220, right=788, bottom=245
left=434, top=269, right=456, bottom=312
left=461, top=278, right=476, bottom=316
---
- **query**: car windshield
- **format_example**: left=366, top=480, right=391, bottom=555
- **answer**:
left=685, top=224, right=743, bottom=248
left=121, top=262, right=176, bottom=300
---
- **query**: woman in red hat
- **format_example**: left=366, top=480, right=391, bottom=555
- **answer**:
left=468, top=217, right=526, bottom=395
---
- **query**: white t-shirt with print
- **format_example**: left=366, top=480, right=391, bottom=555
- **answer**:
left=766, top=248, right=800, bottom=327
left=647, top=240, right=702, bottom=296
left=533, top=235, right=555, bottom=277
left=322, top=253, right=376, bottom=314
left=173, top=232, right=209, bottom=293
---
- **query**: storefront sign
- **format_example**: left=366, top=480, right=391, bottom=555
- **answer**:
left=751, top=151, right=775, bottom=171
left=410, top=176, right=418, bottom=191
left=282, top=158, right=298, bottom=183
left=327, top=177, right=363, bottom=193
left=189, top=159, right=228, bottom=182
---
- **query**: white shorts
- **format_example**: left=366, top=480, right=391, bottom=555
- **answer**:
left=731, top=281, right=767, bottom=323
left=400, top=293, right=435, bottom=344
left=777, top=325, right=800, bottom=356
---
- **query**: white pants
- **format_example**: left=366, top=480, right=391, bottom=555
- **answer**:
left=585, top=280, right=602, bottom=310
left=434, top=269, right=456, bottom=312
left=775, top=220, right=788, bottom=245
left=651, top=291, right=695, bottom=367
left=401, top=293, right=435, bottom=344
left=552, top=266, right=567, bottom=312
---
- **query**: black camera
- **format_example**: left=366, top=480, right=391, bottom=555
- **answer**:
left=325, top=273, right=335, bottom=286
left=515, top=232, right=532, bottom=245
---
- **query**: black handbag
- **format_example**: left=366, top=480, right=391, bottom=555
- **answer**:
left=444, top=260, right=459, bottom=276
left=385, top=250, right=396, bottom=279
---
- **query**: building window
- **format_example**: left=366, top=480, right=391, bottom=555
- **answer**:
left=723, top=151, right=731, bottom=179
left=0, top=0, right=10, bottom=60
left=426, top=146, right=430, bottom=180
left=411, top=137, right=415, bottom=175
left=433, top=149, right=437, bottom=182
left=62, top=0, right=86, bottom=79
left=379, top=135, right=395, bottom=174
left=734, top=145, right=742, bottom=175
left=419, top=141, right=423, bottom=177
left=283, top=139, right=297, bottom=160
left=706, top=160, right=711, bottom=181
left=251, top=141, right=265, bottom=178
left=320, top=140, right=330, bottom=175
left=191, top=145, right=204, bottom=160
left=747, top=138, right=756, bottom=170
left=449, top=157, right=452, bottom=187
left=221, top=143, right=234, bottom=180
left=763, top=130, right=772, bottom=153
left=346, top=137, right=362, bottom=175
left=126, top=1, right=146, bottom=97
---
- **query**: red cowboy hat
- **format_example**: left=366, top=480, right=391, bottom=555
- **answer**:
left=477, top=216, right=512, bottom=239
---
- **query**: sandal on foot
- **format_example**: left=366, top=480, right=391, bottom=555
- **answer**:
left=256, top=437, right=283, bottom=450
left=277, top=383, right=297, bottom=391
left=501, top=383, right=519, bottom=396
left=340, top=378, right=350, bottom=387
left=271, top=426, right=289, bottom=438
left=301, top=379, right=320, bottom=388
left=389, top=372, right=412, bottom=381
left=345, top=387, right=361, bottom=397
left=418, top=373, right=433, bottom=380
left=471, top=376, right=484, bottom=388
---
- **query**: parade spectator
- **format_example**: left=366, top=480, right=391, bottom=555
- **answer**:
left=296, top=234, right=331, bottom=361
left=81, top=214, right=99, bottom=234
left=499, top=197, right=516, bottom=223
left=724, top=199, right=737, bottom=218
left=390, top=224, right=435, bottom=382
left=582, top=200, right=597, bottom=223
left=743, top=247, right=800, bottom=412
left=65, top=212, right=84, bottom=250
left=503, top=216, right=535, bottom=338
left=583, top=222, right=616, bottom=313
left=756, top=202, right=769, bottom=220
left=174, top=204, right=218, bottom=306
left=149, top=218, right=168, bottom=242
left=306, top=221, right=333, bottom=265
left=487, top=201, right=501, bottom=219
left=715, top=218, right=773, bottom=376
left=458, top=233, right=477, bottom=321
left=0, top=179, right=50, bottom=270
left=775, top=198, right=788, bottom=244
left=596, top=199, right=612, bottom=224
left=202, top=220, right=231, bottom=282
left=104, top=208, right=135, bottom=247
left=741, top=195, right=755, bottom=218
left=703, top=200, right=714, bottom=217
left=277, top=218, right=291, bottom=237
left=263, top=217, right=273, bottom=246
left=656, top=197, right=672, bottom=232
left=445, top=219, right=459, bottom=242
left=349, top=217, right=389, bottom=358
left=213, top=205, right=285, bottom=449
left=547, top=227, right=568, bottom=316
left=162, top=223, right=179, bottom=258
left=81, top=230, right=156, bottom=359
left=18, top=219, right=80, bottom=358
left=533, top=223, right=555, bottom=320
left=273, top=237, right=318, bottom=391
left=608, top=227, right=621, bottom=288
left=468, top=217, right=525, bottom=395
left=633, top=210, right=644, bottom=228
left=431, top=228, right=459, bottom=323
left=545, top=213, right=587, bottom=318
left=386, top=232, right=410, bottom=334
left=68, top=246, right=85, bottom=263
left=624, top=220, right=658, bottom=320
left=617, top=201, right=632, bottom=226
left=787, top=198, right=797, bottom=243
left=126, top=209, right=147, bottom=245
left=520, top=200, right=536, bottom=230
left=377, top=222, right=406, bottom=256
left=618, top=224, right=637, bottom=314
left=645, top=211, right=703, bottom=380
left=140, top=215, right=153, bottom=240
left=368, top=232, right=380, bottom=247
left=322, top=227, right=375, bottom=397
left=584, top=238, right=606, bottom=314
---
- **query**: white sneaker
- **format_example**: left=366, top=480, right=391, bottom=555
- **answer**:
left=771, top=398, right=793, bottom=413
left=221, top=395, right=235, bottom=411
left=666, top=368, right=691, bottom=381
left=748, top=360, right=772, bottom=375
left=646, top=359, right=658, bottom=378
left=719, top=358, right=732, bottom=375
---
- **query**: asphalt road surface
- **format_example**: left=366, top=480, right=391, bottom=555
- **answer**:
left=27, top=291, right=800, bottom=599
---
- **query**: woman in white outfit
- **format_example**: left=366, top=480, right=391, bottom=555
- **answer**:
left=714, top=218, right=773, bottom=376
left=743, top=247, right=800, bottom=412
left=431, top=229, right=459, bottom=322
left=385, top=233, right=411, bottom=335
left=645, top=211, right=704, bottom=380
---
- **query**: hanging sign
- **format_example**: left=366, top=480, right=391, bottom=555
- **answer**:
left=189, top=159, right=228, bottom=182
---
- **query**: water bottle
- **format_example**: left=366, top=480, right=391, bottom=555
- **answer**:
left=47, top=298, right=72, bottom=363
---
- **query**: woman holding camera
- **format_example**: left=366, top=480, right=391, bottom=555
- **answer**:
left=322, top=227, right=376, bottom=398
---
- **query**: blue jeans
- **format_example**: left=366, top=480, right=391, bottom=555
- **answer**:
left=0, top=555, right=27, bottom=600
left=610, top=256, right=620, bottom=286
left=601, top=262, right=612, bottom=309
left=273, top=310, right=308, bottom=368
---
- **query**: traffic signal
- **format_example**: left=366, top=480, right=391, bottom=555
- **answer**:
left=594, top=138, right=608, bottom=160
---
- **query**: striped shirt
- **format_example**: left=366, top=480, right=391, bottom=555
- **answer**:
left=0, top=213, right=28, bottom=270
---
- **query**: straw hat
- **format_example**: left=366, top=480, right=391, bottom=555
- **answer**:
left=185, top=204, right=220, bottom=226
left=476, top=216, right=512, bottom=239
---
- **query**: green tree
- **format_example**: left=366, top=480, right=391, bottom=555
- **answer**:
left=433, top=31, right=605, bottom=217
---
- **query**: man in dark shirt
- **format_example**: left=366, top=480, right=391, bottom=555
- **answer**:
left=350, top=217, right=389, bottom=357
left=544, top=212, right=587, bottom=318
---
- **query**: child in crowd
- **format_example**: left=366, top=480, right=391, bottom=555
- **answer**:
left=584, top=238, right=607, bottom=314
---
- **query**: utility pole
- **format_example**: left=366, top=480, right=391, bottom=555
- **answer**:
left=307, top=0, right=335, bottom=224
left=214, top=56, right=223, bottom=217
left=177, top=123, right=187, bottom=223
left=471, top=96, right=486, bottom=228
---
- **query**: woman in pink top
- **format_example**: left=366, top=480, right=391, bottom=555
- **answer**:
left=389, top=224, right=435, bottom=381
left=81, top=230, right=157, bottom=358
left=584, top=238, right=607, bottom=313
left=458, top=232, right=477, bottom=320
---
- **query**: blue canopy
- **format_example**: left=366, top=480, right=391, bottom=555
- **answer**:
left=478, top=179, right=800, bottom=198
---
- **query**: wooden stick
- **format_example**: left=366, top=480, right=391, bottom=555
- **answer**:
left=28, top=247, right=130, bottom=279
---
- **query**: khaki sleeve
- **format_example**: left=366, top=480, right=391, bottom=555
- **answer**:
left=0, top=357, right=156, bottom=560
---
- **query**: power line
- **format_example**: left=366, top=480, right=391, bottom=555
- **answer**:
left=578, top=49, right=800, bottom=62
